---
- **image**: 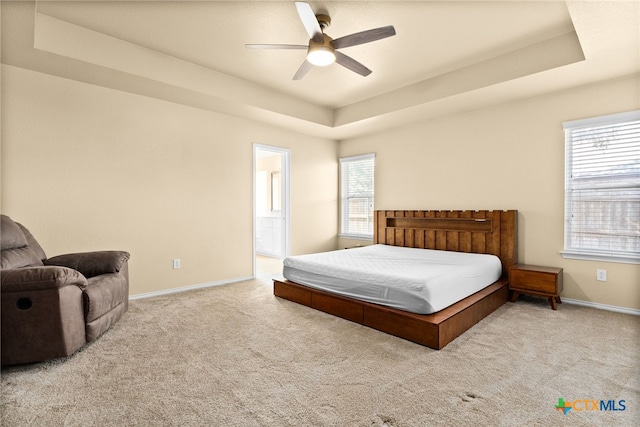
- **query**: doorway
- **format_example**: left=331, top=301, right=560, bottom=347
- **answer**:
left=253, top=144, right=290, bottom=278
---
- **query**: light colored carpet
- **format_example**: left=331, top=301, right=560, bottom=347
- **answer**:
left=2, top=278, right=639, bottom=426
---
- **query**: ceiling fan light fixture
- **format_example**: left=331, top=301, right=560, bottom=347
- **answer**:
left=307, top=46, right=336, bottom=66
left=306, top=34, right=336, bottom=66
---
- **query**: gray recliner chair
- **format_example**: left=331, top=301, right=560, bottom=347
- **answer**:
left=1, top=214, right=130, bottom=365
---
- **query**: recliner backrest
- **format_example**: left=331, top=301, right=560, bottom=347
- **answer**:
left=1, top=215, right=45, bottom=270
left=16, top=223, right=47, bottom=263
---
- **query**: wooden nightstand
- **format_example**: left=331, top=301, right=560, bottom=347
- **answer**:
left=509, top=264, right=563, bottom=310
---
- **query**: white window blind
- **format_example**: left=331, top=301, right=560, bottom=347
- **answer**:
left=340, top=153, right=375, bottom=238
left=562, top=110, right=640, bottom=263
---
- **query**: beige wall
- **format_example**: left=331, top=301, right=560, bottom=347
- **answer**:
left=2, top=61, right=637, bottom=310
left=1, top=65, right=338, bottom=296
left=339, top=74, right=640, bottom=311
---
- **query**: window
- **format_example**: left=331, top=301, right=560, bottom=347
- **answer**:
left=562, top=110, right=640, bottom=263
left=340, top=153, right=375, bottom=239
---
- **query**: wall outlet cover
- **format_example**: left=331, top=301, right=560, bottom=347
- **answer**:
left=596, top=269, right=607, bottom=281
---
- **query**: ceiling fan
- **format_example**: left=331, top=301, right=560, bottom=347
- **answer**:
left=245, top=2, right=396, bottom=80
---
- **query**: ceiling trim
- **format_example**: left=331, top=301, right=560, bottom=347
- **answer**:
left=32, top=10, right=585, bottom=136
left=335, top=31, right=584, bottom=127
left=34, top=11, right=334, bottom=128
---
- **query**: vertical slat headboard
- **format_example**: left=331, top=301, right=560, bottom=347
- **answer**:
left=374, top=210, right=518, bottom=276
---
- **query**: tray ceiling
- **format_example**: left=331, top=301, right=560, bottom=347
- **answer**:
left=2, top=1, right=638, bottom=139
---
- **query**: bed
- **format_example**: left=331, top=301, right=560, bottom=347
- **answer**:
left=273, top=210, right=518, bottom=349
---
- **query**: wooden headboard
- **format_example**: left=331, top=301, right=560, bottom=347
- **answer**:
left=374, top=210, right=518, bottom=276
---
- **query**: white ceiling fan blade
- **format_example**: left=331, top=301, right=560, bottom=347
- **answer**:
left=335, top=51, right=372, bottom=77
left=332, top=26, right=396, bottom=49
left=245, top=44, right=307, bottom=50
left=295, top=2, right=323, bottom=43
left=292, top=60, right=314, bottom=80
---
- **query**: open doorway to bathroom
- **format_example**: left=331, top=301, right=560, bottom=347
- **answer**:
left=253, top=144, right=290, bottom=279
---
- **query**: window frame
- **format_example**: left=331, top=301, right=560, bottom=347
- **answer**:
left=339, top=153, right=375, bottom=240
left=561, top=110, right=640, bottom=264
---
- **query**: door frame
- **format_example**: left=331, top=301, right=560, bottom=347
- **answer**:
left=253, top=143, right=291, bottom=277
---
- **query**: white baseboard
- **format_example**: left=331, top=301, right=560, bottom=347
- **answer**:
left=563, top=298, right=640, bottom=316
left=129, top=275, right=254, bottom=300
left=128, top=280, right=640, bottom=317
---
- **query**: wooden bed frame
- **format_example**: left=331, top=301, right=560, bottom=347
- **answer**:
left=273, top=210, right=518, bottom=350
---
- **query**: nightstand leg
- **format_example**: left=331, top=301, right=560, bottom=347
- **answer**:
left=549, top=297, right=557, bottom=310
left=556, top=296, right=562, bottom=304
left=510, top=291, right=520, bottom=302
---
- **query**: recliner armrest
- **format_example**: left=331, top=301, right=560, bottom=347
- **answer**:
left=1, top=266, right=88, bottom=292
left=45, top=251, right=130, bottom=279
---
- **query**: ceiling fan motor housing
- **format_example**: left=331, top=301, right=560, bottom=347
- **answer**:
left=308, top=34, right=334, bottom=52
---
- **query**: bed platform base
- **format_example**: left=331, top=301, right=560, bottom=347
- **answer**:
left=274, top=210, right=517, bottom=350
left=274, top=278, right=509, bottom=350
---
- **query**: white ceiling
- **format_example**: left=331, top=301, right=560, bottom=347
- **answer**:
left=2, top=1, right=639, bottom=139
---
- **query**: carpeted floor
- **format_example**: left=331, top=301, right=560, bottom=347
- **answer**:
left=2, top=278, right=639, bottom=426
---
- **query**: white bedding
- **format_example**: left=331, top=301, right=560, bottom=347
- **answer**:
left=282, top=244, right=502, bottom=314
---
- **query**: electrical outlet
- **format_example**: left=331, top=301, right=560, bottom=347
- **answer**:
left=596, top=269, right=607, bottom=282
left=173, top=258, right=181, bottom=269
